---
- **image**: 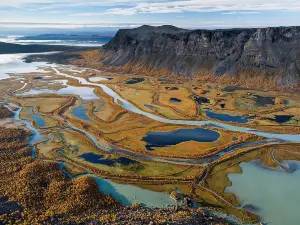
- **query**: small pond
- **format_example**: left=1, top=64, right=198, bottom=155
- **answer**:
left=170, top=98, right=181, bottom=103
left=227, top=160, right=300, bottom=225
left=72, top=104, right=89, bottom=120
left=142, top=128, right=220, bottom=150
left=223, top=86, right=250, bottom=92
left=25, top=108, right=47, bottom=127
left=267, top=115, right=294, bottom=124
left=125, top=78, right=145, bottom=84
left=205, top=110, right=249, bottom=123
left=252, top=95, right=275, bottom=107
left=165, top=87, right=179, bottom=91
left=79, top=153, right=138, bottom=166
left=29, top=114, right=47, bottom=127
left=193, top=96, right=210, bottom=104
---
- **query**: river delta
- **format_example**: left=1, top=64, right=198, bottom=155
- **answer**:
left=1, top=52, right=300, bottom=225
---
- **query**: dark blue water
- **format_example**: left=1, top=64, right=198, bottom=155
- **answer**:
left=125, top=78, right=145, bottom=84
left=206, top=110, right=249, bottom=123
left=72, top=104, right=89, bottom=120
left=142, top=128, right=220, bottom=150
left=253, top=95, right=275, bottom=107
left=268, top=115, right=294, bottom=124
left=193, top=96, right=210, bottom=104
left=170, top=98, right=181, bottom=103
left=223, top=86, right=250, bottom=92
left=79, top=153, right=138, bottom=166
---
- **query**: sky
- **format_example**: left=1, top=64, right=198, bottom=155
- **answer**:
left=0, top=0, right=300, bottom=34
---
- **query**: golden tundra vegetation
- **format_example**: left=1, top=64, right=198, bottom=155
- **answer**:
left=1, top=56, right=300, bottom=224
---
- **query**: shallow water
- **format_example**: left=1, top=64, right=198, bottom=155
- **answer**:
left=72, top=104, right=89, bottom=120
left=93, top=175, right=177, bottom=208
left=0, top=53, right=52, bottom=80
left=89, top=77, right=108, bottom=82
left=10, top=105, right=45, bottom=158
left=19, top=85, right=98, bottom=100
left=227, top=160, right=300, bottom=225
left=206, top=110, right=249, bottom=123
left=142, top=128, right=220, bottom=150
left=29, top=114, right=47, bottom=127
left=144, top=104, right=157, bottom=109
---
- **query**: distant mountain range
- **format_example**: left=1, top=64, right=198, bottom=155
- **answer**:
left=17, top=34, right=114, bottom=46
left=0, top=41, right=95, bottom=54
left=101, top=25, right=300, bottom=86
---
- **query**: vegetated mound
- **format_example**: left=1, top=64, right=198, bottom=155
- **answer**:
left=0, top=107, right=13, bottom=119
left=0, top=127, right=119, bottom=224
left=0, top=128, right=27, bottom=151
left=102, top=25, right=300, bottom=87
left=12, top=161, right=117, bottom=214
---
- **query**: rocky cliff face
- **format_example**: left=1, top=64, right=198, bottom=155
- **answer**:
left=101, top=25, right=300, bottom=86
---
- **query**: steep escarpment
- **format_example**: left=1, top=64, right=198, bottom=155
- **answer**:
left=102, top=25, right=300, bottom=86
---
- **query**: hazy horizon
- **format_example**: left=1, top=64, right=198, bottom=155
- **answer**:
left=0, top=0, right=299, bottom=36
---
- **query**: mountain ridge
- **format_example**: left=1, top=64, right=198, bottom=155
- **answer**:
left=101, top=25, right=300, bottom=86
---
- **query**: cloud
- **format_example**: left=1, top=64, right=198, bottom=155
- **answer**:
left=2, top=0, right=300, bottom=13
left=59, top=0, right=300, bottom=16
left=221, top=11, right=237, bottom=15
left=0, top=22, right=165, bottom=29
left=222, top=11, right=261, bottom=15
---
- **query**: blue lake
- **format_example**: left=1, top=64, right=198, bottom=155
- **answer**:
left=142, top=128, right=220, bottom=150
left=72, top=104, right=89, bottom=120
left=79, top=153, right=138, bottom=166
left=268, top=115, right=294, bottom=124
left=29, top=114, right=47, bottom=127
left=205, top=110, right=249, bottom=123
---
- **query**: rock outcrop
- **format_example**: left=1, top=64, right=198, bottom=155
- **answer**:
left=102, top=25, right=300, bottom=86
